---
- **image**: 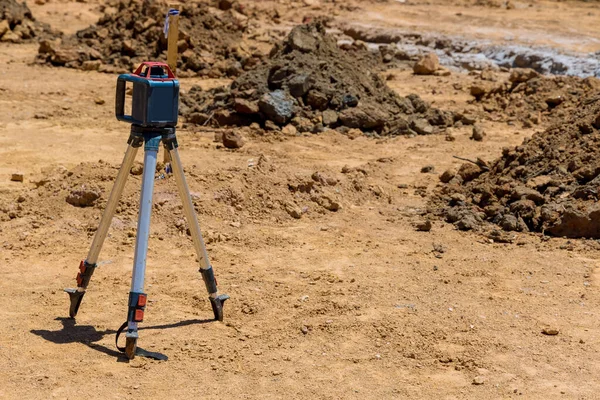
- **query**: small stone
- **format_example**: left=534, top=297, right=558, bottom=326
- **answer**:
left=0, top=20, right=9, bottom=37
left=94, top=97, right=105, bottom=105
left=420, top=165, right=435, bottom=173
left=222, top=131, right=244, bottom=149
left=301, top=326, right=309, bottom=334
left=413, top=53, right=440, bottom=75
left=445, top=134, right=456, bottom=142
left=11, top=173, right=24, bottom=182
left=258, top=90, right=295, bottom=124
left=130, top=162, right=143, bottom=176
left=281, top=124, right=297, bottom=136
left=285, top=202, right=302, bottom=219
left=472, top=376, right=485, bottom=385
left=509, top=68, right=539, bottom=83
left=415, top=220, right=432, bottom=232
left=542, top=328, right=559, bottom=336
left=322, top=110, right=338, bottom=126
left=233, top=98, right=259, bottom=114
left=471, top=125, right=485, bottom=141
left=440, top=169, right=456, bottom=183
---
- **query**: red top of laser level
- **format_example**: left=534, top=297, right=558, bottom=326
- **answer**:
left=133, top=62, right=176, bottom=81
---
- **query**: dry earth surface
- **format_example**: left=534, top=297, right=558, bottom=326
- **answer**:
left=1, top=0, right=600, bottom=399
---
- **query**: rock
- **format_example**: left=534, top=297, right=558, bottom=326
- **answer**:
left=306, top=90, right=329, bottom=110
left=94, top=97, right=105, bottom=105
left=222, top=131, right=244, bottom=149
left=66, top=187, right=101, bottom=207
left=287, top=74, right=314, bottom=98
left=51, top=48, right=79, bottom=65
left=130, top=162, right=144, bottom=175
left=187, top=112, right=210, bottom=125
left=287, top=27, right=317, bottom=53
left=440, top=169, right=456, bottom=183
left=456, top=214, right=479, bottom=231
left=82, top=60, right=102, bottom=71
left=470, top=83, right=492, bottom=98
left=542, top=328, right=559, bottom=336
left=472, top=376, right=485, bottom=385
left=415, top=220, right=432, bottom=232
left=312, top=194, right=341, bottom=211
left=322, top=110, right=338, bottom=126
left=218, top=0, right=234, bottom=10
left=471, top=125, right=485, bottom=141
left=284, top=202, right=303, bottom=219
left=0, top=20, right=9, bottom=37
left=500, top=214, right=519, bottom=231
left=509, top=68, right=539, bottom=83
left=10, top=173, right=24, bottom=182
left=258, top=90, right=295, bottom=124
left=545, top=94, right=564, bottom=107
left=410, top=119, right=434, bottom=135
left=234, top=98, right=259, bottom=114
left=281, top=124, right=297, bottom=136
left=338, top=106, right=387, bottom=130
left=301, top=326, right=309, bottom=334
left=264, top=120, right=279, bottom=131
left=1, top=30, right=21, bottom=43
left=421, top=165, right=435, bottom=173
left=413, top=53, right=439, bottom=75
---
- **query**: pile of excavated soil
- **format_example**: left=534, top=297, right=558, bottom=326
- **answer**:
left=0, top=0, right=55, bottom=42
left=180, top=22, right=464, bottom=136
left=470, top=68, right=600, bottom=127
left=435, top=94, right=600, bottom=239
left=0, top=152, right=395, bottom=251
left=36, top=0, right=261, bottom=76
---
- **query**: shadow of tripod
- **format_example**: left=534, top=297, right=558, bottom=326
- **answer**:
left=31, top=317, right=215, bottom=360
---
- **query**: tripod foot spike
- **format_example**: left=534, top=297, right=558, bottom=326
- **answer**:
left=64, top=288, right=85, bottom=318
left=125, top=337, right=138, bottom=360
left=210, top=294, right=229, bottom=321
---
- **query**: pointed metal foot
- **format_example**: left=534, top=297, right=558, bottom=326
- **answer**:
left=125, top=337, right=137, bottom=360
left=210, top=294, right=229, bottom=321
left=64, top=288, right=85, bottom=318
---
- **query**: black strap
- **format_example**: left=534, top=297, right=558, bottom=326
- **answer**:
left=115, top=321, right=168, bottom=361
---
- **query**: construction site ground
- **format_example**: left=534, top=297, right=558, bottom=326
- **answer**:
left=1, top=1, right=600, bottom=399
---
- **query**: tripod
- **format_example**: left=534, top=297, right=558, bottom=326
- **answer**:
left=65, top=124, right=229, bottom=360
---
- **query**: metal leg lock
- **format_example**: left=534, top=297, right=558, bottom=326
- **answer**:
left=64, top=260, right=97, bottom=318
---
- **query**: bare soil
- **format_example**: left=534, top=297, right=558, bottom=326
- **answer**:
left=1, top=1, right=600, bottom=399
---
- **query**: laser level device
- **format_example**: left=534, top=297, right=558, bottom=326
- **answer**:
left=65, top=62, right=229, bottom=361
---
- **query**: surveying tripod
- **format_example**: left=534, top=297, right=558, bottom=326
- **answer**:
left=64, top=62, right=228, bottom=360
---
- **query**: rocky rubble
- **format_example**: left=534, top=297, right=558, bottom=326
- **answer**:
left=470, top=68, right=600, bottom=127
left=0, top=0, right=55, bottom=43
left=181, top=22, right=464, bottom=136
left=435, top=95, right=600, bottom=238
left=36, top=0, right=261, bottom=76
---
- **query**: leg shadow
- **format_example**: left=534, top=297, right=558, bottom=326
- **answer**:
left=31, top=317, right=217, bottom=360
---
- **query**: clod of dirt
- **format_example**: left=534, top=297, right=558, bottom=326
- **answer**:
left=542, top=328, right=559, bottom=336
left=471, top=125, right=485, bottom=141
left=222, top=130, right=244, bottom=149
left=10, top=173, right=23, bottom=182
left=181, top=21, right=458, bottom=135
left=66, top=187, right=101, bottom=207
left=37, top=0, right=260, bottom=76
left=0, top=0, right=55, bottom=42
left=435, top=95, right=600, bottom=238
left=413, top=53, right=439, bottom=75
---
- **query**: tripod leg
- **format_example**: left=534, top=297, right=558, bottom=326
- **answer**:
left=65, top=135, right=142, bottom=318
left=124, top=134, right=161, bottom=359
left=166, top=144, right=229, bottom=321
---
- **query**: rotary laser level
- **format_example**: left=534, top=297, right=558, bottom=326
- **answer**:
left=64, top=62, right=229, bottom=360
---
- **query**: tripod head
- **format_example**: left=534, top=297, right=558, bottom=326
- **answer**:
left=116, top=62, right=180, bottom=128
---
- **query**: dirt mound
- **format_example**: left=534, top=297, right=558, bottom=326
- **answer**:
left=435, top=95, right=600, bottom=239
left=0, top=0, right=55, bottom=42
left=471, top=68, right=600, bottom=127
left=36, top=0, right=261, bottom=76
left=180, top=22, right=462, bottom=136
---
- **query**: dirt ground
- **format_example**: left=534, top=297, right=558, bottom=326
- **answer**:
left=2, top=1, right=600, bottom=399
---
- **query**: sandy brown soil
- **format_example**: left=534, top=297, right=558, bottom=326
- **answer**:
left=1, top=1, right=600, bottom=399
